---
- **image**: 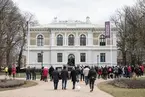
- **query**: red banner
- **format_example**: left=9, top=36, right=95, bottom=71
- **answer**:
left=105, top=21, right=110, bottom=38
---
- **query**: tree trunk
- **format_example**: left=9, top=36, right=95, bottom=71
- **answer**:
left=6, top=49, right=10, bottom=67
left=17, top=46, right=23, bottom=69
left=122, top=52, right=127, bottom=66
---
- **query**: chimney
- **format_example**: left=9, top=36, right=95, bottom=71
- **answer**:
left=53, top=17, right=57, bottom=23
left=86, top=16, right=90, bottom=23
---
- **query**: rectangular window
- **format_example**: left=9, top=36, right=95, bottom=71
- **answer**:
left=100, top=42, right=106, bottom=46
left=38, top=53, right=43, bottom=62
left=100, top=53, right=106, bottom=62
left=57, top=53, right=63, bottom=62
left=80, top=53, right=86, bottom=62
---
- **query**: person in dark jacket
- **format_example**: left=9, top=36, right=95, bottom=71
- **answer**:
left=70, top=67, right=77, bottom=89
left=76, top=66, right=81, bottom=82
left=102, top=66, right=108, bottom=80
left=52, top=68, right=59, bottom=90
left=88, top=67, right=97, bottom=92
left=80, top=66, right=84, bottom=81
left=32, top=67, right=36, bottom=80
left=8, top=65, right=12, bottom=79
left=40, top=67, right=44, bottom=81
left=49, top=66, right=54, bottom=81
left=61, top=66, right=69, bottom=90
left=26, top=66, right=31, bottom=80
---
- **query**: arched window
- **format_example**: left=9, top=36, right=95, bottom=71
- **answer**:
left=57, top=34, right=63, bottom=46
left=68, top=34, right=74, bottom=46
left=80, top=34, right=86, bottom=46
left=100, top=34, right=106, bottom=46
left=37, top=35, right=43, bottom=46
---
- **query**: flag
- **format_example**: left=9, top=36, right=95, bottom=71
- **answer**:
left=105, top=21, right=110, bottom=38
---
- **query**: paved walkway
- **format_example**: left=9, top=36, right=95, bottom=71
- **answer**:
left=0, top=76, right=113, bottom=97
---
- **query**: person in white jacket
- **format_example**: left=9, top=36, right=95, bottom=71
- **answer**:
left=83, top=66, right=90, bottom=85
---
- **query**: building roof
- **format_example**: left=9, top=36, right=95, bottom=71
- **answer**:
left=30, top=17, right=116, bottom=29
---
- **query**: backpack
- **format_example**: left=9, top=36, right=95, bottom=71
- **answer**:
left=109, top=68, right=112, bottom=72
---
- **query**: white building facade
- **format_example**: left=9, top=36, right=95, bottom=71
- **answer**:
left=26, top=17, right=118, bottom=68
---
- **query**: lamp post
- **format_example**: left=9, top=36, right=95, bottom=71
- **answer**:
left=97, top=55, right=99, bottom=66
left=41, top=51, right=43, bottom=67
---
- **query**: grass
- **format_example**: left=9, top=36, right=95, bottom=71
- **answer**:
left=16, top=73, right=41, bottom=79
left=0, top=80, right=38, bottom=91
left=98, top=78, right=145, bottom=97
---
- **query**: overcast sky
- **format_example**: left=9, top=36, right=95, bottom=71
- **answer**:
left=12, top=0, right=136, bottom=25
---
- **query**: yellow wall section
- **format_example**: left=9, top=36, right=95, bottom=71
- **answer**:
left=30, top=39, right=36, bottom=45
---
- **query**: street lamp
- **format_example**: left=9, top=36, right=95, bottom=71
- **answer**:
left=97, top=55, right=99, bottom=66
left=41, top=51, right=43, bottom=67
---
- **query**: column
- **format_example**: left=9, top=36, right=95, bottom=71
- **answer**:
left=64, top=32, right=67, bottom=46
left=51, top=32, right=55, bottom=46
left=113, top=33, right=117, bottom=46
left=76, top=32, right=79, bottom=46
left=87, top=32, right=93, bottom=46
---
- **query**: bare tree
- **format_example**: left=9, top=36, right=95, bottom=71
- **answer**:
left=112, top=1, right=145, bottom=65
left=0, top=0, right=37, bottom=69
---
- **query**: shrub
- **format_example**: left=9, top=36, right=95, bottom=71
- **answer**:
left=109, top=79, right=145, bottom=89
left=0, top=79, right=25, bottom=88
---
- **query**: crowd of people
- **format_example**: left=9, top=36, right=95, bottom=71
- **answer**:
left=38, top=64, right=144, bottom=92
left=49, top=65, right=144, bottom=92
left=50, top=65, right=97, bottom=92
left=3, top=64, right=145, bottom=92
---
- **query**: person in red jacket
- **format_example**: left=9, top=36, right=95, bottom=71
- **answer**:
left=140, top=65, right=144, bottom=76
left=98, top=67, right=102, bottom=79
left=12, top=64, right=16, bottom=79
left=43, top=67, right=48, bottom=82
left=128, top=66, right=132, bottom=78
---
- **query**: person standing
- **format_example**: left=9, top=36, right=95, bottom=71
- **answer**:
left=128, top=66, right=132, bottom=78
left=4, top=66, right=8, bottom=79
left=80, top=66, right=84, bottom=81
left=140, top=65, right=144, bottom=76
left=43, top=67, right=48, bottom=82
left=49, top=66, right=54, bottom=81
left=76, top=66, right=81, bottom=82
left=8, top=65, right=12, bottom=79
left=70, top=67, right=77, bottom=89
left=61, top=66, right=69, bottom=90
left=98, top=67, right=102, bottom=79
left=40, top=67, right=44, bottom=81
left=32, top=67, right=36, bottom=80
left=52, top=68, right=59, bottom=90
left=114, top=66, right=119, bottom=78
left=83, top=66, right=90, bottom=85
left=12, top=65, right=16, bottom=79
left=88, top=67, right=97, bottom=92
left=26, top=66, right=31, bottom=80
left=103, top=66, right=108, bottom=80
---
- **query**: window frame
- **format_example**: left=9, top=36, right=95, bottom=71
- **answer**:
left=80, top=34, right=86, bottom=46
left=57, top=34, right=63, bottom=46
left=100, top=34, right=106, bottom=46
left=80, top=53, right=86, bottom=62
left=100, top=53, right=106, bottom=62
left=37, top=53, right=43, bottom=62
left=37, top=35, right=44, bottom=46
left=57, top=53, right=63, bottom=62
left=68, top=34, right=75, bottom=46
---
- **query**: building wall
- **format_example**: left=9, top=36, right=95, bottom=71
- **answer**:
left=28, top=49, right=117, bottom=68
left=26, top=24, right=118, bottom=68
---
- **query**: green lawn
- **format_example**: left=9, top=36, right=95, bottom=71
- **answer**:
left=98, top=78, right=145, bottom=97
left=16, top=73, right=42, bottom=79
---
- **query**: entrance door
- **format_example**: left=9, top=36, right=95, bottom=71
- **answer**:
left=67, top=54, right=75, bottom=66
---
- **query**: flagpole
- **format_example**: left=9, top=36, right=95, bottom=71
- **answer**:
left=27, top=21, right=30, bottom=68
left=110, top=23, right=113, bottom=67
